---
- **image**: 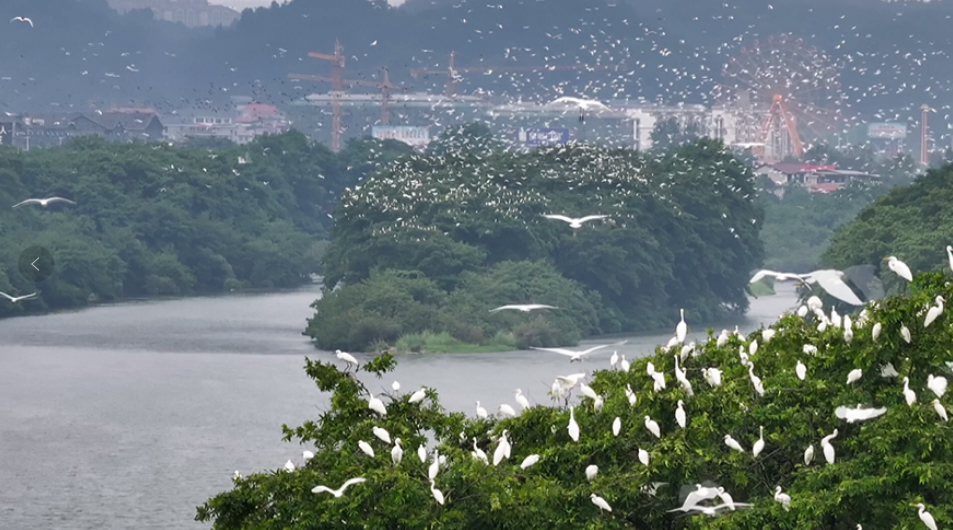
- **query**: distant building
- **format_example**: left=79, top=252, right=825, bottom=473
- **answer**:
left=164, top=102, right=291, bottom=145
left=107, top=0, right=240, bottom=28
left=755, top=163, right=879, bottom=194
left=9, top=111, right=164, bottom=149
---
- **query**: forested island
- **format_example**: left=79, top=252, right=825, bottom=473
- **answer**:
left=0, top=131, right=413, bottom=318
left=307, top=126, right=764, bottom=352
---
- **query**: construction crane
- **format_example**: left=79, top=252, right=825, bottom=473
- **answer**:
left=410, top=51, right=622, bottom=97
left=290, top=66, right=409, bottom=124
left=757, top=94, right=804, bottom=162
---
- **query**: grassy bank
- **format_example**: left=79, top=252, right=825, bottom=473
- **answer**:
left=387, top=330, right=519, bottom=354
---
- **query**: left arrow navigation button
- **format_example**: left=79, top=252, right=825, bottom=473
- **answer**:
left=18, top=246, right=54, bottom=283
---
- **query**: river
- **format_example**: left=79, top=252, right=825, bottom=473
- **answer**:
left=0, top=283, right=799, bottom=529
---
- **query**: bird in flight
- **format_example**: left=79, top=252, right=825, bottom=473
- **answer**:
left=542, top=214, right=609, bottom=230
left=530, top=340, right=628, bottom=362
left=489, top=304, right=558, bottom=313
left=311, top=477, right=366, bottom=498
left=0, top=291, right=38, bottom=303
left=748, top=268, right=865, bottom=306
left=12, top=197, right=77, bottom=208
left=10, top=17, right=33, bottom=27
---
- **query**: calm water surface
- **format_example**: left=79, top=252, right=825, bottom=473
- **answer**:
left=0, top=284, right=799, bottom=529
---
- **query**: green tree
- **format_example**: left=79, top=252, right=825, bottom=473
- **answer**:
left=199, top=271, right=953, bottom=530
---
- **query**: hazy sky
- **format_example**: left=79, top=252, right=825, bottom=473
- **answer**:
left=210, top=0, right=406, bottom=10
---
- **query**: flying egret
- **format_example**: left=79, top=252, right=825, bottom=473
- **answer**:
left=821, top=429, right=838, bottom=464
left=590, top=493, right=612, bottom=512
left=409, top=388, right=427, bottom=404
left=515, top=389, right=531, bottom=409
left=13, top=196, right=75, bottom=208
left=520, top=454, right=540, bottom=469
left=796, top=360, right=807, bottom=381
left=933, top=399, right=948, bottom=422
left=499, top=403, right=517, bottom=417
left=774, top=486, right=791, bottom=511
left=358, top=440, right=375, bottom=458
left=311, top=477, right=366, bottom=497
left=0, top=291, right=38, bottom=304
left=676, top=308, right=687, bottom=344
left=530, top=340, right=627, bottom=362
left=835, top=405, right=887, bottom=423
left=542, top=213, right=609, bottom=229
left=928, top=375, right=948, bottom=398
left=847, top=369, right=863, bottom=385
left=724, top=434, right=744, bottom=452
left=804, top=444, right=815, bottom=465
left=475, top=401, right=488, bottom=419
left=567, top=406, right=580, bottom=441
left=9, top=16, right=34, bottom=27
left=750, top=268, right=864, bottom=306
left=489, top=304, right=558, bottom=313
left=586, top=464, right=599, bottom=481
left=752, top=426, right=765, bottom=457
left=372, top=426, right=391, bottom=444
left=675, top=400, right=687, bottom=429
left=612, top=416, right=621, bottom=436
left=913, top=503, right=938, bottom=530
left=644, top=415, right=661, bottom=438
left=678, top=484, right=721, bottom=510
left=335, top=350, right=359, bottom=368
left=924, top=296, right=945, bottom=328
left=391, top=439, right=403, bottom=465
left=367, top=394, right=387, bottom=416
left=904, top=377, right=918, bottom=406
left=638, top=448, right=649, bottom=466
left=884, top=256, right=913, bottom=282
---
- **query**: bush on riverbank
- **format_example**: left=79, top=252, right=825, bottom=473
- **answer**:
left=310, top=129, right=764, bottom=351
left=0, top=131, right=409, bottom=318
left=200, top=271, right=953, bottom=529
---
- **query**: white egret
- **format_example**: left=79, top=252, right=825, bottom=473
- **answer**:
left=835, top=405, right=887, bottom=423
left=515, top=389, right=531, bottom=409
left=796, top=360, right=807, bottom=381
left=928, top=375, right=948, bottom=398
left=234, top=470, right=242, bottom=479
left=372, top=426, right=391, bottom=444
left=312, top=477, right=366, bottom=497
left=609, top=351, right=619, bottom=367
left=924, top=296, right=945, bottom=328
left=679, top=502, right=753, bottom=515
left=625, top=384, right=637, bottom=406
left=417, top=444, right=427, bottom=463
left=644, top=415, right=661, bottom=438
left=881, top=362, right=899, bottom=378
left=579, top=383, right=598, bottom=400
left=12, top=196, right=75, bottom=208
left=358, top=440, right=375, bottom=458
left=804, top=444, right=815, bottom=465
left=724, top=434, right=744, bottom=452
left=913, top=503, right=938, bottom=530
left=429, top=480, right=445, bottom=505
left=619, top=355, right=630, bottom=372
left=367, top=394, right=387, bottom=416
left=520, top=454, right=540, bottom=469
left=428, top=453, right=440, bottom=480
left=947, top=245, right=953, bottom=274
left=567, top=406, right=580, bottom=442
left=674, top=357, right=694, bottom=396
left=821, top=429, right=838, bottom=464
left=9, top=16, right=34, bottom=27
left=676, top=308, right=687, bottom=344
left=797, top=305, right=809, bottom=318
left=391, top=439, right=403, bottom=465
left=0, top=291, right=38, bottom=304
left=884, top=256, right=913, bottom=282
left=471, top=439, right=488, bottom=464
left=489, top=304, right=558, bottom=313
left=774, top=486, right=791, bottom=511
left=638, top=448, right=649, bottom=466
left=803, top=344, right=818, bottom=355
left=409, top=388, right=427, bottom=404
left=751, top=269, right=864, bottom=306
left=762, top=329, right=776, bottom=343
left=590, top=493, right=612, bottom=512
left=675, top=400, right=687, bottom=429
left=933, top=399, right=948, bottom=422
left=302, top=450, right=314, bottom=462
left=902, top=324, right=912, bottom=343
left=530, top=341, right=627, bottom=363
left=716, top=487, right=737, bottom=510
left=336, top=349, right=359, bottom=368
left=585, top=464, right=599, bottom=481
left=749, top=339, right=758, bottom=356
left=748, top=365, right=765, bottom=396
left=475, top=401, right=488, bottom=419
left=499, top=404, right=517, bottom=418
left=651, top=370, right=667, bottom=392
left=703, top=367, right=723, bottom=387
left=752, top=426, right=765, bottom=457
left=391, top=381, right=400, bottom=391
left=904, top=377, right=918, bottom=407
left=716, top=329, right=730, bottom=347
left=284, top=460, right=295, bottom=472
left=847, top=369, right=863, bottom=385
left=679, top=484, right=721, bottom=510
left=873, top=322, right=882, bottom=342
left=492, top=430, right=510, bottom=466
left=612, top=416, right=621, bottom=436
left=542, top=213, right=609, bottom=229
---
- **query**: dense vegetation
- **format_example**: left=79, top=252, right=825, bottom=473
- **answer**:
left=307, top=131, right=764, bottom=351
left=821, top=163, right=953, bottom=295
left=199, top=268, right=953, bottom=529
left=0, top=131, right=412, bottom=318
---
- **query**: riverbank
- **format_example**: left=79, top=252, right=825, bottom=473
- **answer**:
left=387, top=330, right=519, bottom=354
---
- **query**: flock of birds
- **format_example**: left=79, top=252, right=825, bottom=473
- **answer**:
left=250, top=247, right=952, bottom=529
left=0, top=195, right=77, bottom=304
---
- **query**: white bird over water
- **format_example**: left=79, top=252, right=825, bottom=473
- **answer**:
left=489, top=304, right=557, bottom=313
left=12, top=196, right=75, bottom=208
left=835, top=405, right=887, bottom=423
left=515, top=389, right=531, bottom=409
left=884, top=256, right=913, bottom=282
left=336, top=350, right=359, bottom=368
left=312, top=477, right=366, bottom=497
left=9, top=16, right=34, bottom=27
left=542, top=214, right=609, bottom=229
left=530, top=340, right=627, bottom=362
left=0, top=291, right=37, bottom=303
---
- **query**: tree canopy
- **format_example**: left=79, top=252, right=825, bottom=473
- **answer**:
left=198, top=269, right=953, bottom=530
left=0, top=130, right=407, bottom=318
left=310, top=134, right=763, bottom=351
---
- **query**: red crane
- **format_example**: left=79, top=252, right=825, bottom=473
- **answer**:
left=410, top=51, right=622, bottom=97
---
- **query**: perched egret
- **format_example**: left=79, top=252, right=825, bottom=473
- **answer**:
left=590, top=493, right=612, bottom=512
left=947, top=245, right=953, bottom=274
left=703, top=367, right=723, bottom=387
left=609, top=351, right=619, bottom=367
left=620, top=355, right=630, bottom=372
left=884, top=256, right=913, bottom=282
left=567, top=406, right=580, bottom=442
left=924, top=296, right=945, bottom=328
left=475, top=401, right=488, bottom=419
left=471, top=439, right=488, bottom=464
left=645, top=415, right=661, bottom=438
left=515, top=389, right=531, bottom=409
left=302, top=450, right=314, bottom=462
left=928, top=375, right=948, bottom=398
left=774, top=486, right=791, bottom=511
left=612, top=416, right=621, bottom=436
left=716, top=487, right=736, bottom=510
left=417, top=444, right=427, bottom=463
left=358, top=441, right=375, bottom=458
left=429, top=480, right=445, bottom=505
left=804, top=444, right=815, bottom=465
left=408, top=388, right=427, bottom=404
left=492, top=430, right=511, bottom=466
left=586, top=464, right=599, bottom=481
left=391, top=439, right=403, bottom=465
left=284, top=460, right=295, bottom=472
left=752, top=426, right=765, bottom=457
left=933, top=399, right=948, bottom=422
left=847, top=369, right=863, bottom=385
left=835, top=405, right=887, bottom=423
left=367, top=394, right=387, bottom=416
left=724, top=434, right=745, bottom=452
left=638, top=448, right=650, bottom=466
left=579, top=383, right=599, bottom=400
left=335, top=349, right=359, bottom=368
left=428, top=453, right=440, bottom=480
left=311, top=477, right=366, bottom=497
left=625, top=384, right=637, bottom=406
left=520, top=454, right=540, bottom=469
left=796, top=360, right=807, bottom=381
left=391, top=381, right=400, bottom=392
left=499, top=404, right=517, bottom=418
left=873, top=322, right=882, bottom=342
left=821, top=429, right=838, bottom=464
left=748, top=365, right=765, bottom=396
left=904, top=377, right=918, bottom=407
left=913, top=503, right=938, bottom=530
left=676, top=308, right=688, bottom=344
left=372, top=426, right=391, bottom=444
left=717, top=329, right=730, bottom=347
left=881, top=362, right=899, bottom=378
left=675, top=400, right=687, bottom=429
left=901, top=324, right=912, bottom=343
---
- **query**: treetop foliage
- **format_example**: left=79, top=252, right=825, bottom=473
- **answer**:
left=199, top=270, right=953, bottom=530
left=314, top=136, right=764, bottom=350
